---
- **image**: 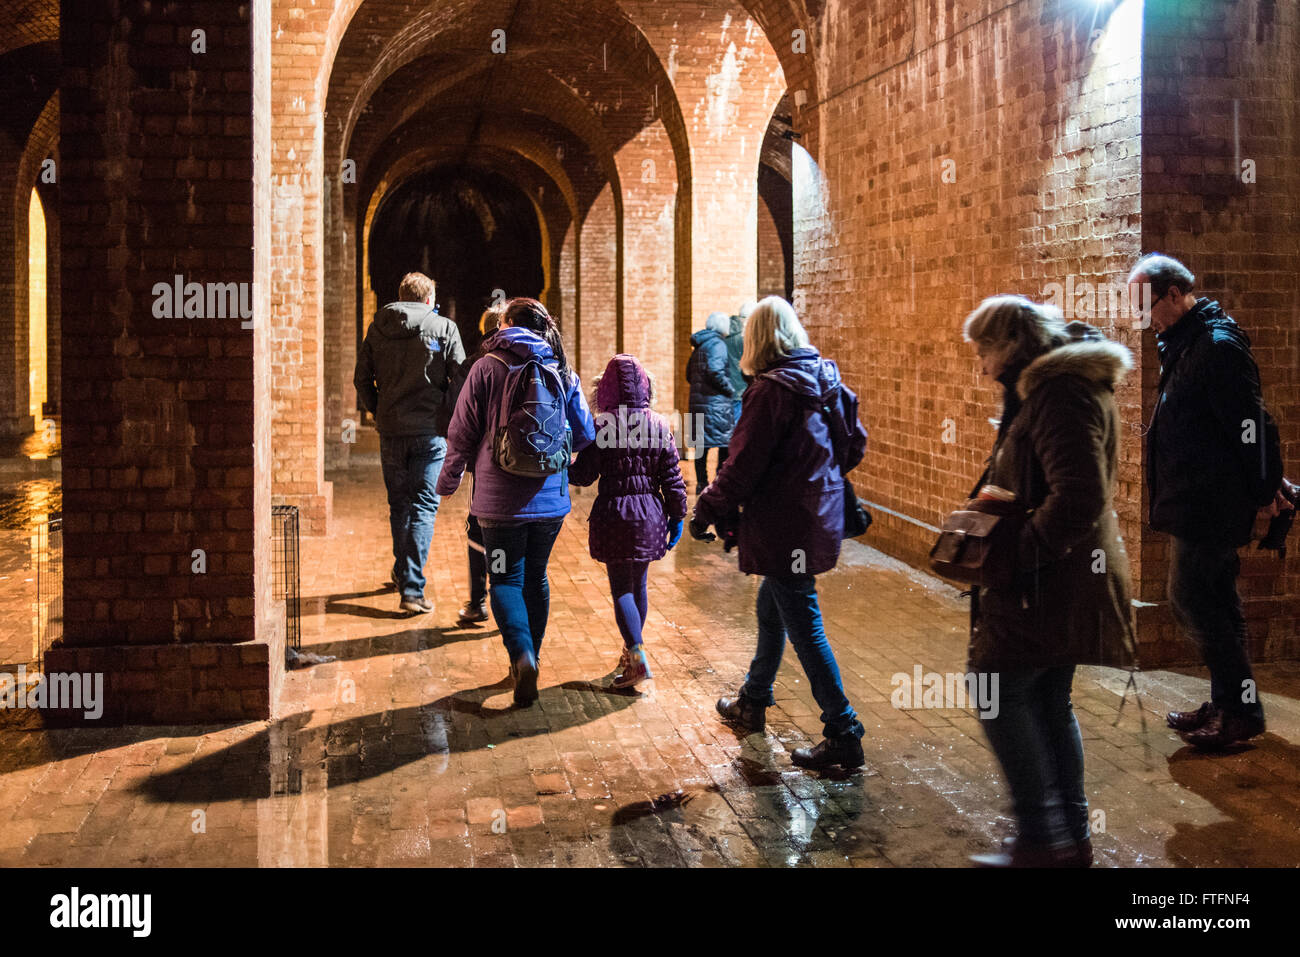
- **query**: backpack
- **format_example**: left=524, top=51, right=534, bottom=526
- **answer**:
left=487, top=352, right=572, bottom=477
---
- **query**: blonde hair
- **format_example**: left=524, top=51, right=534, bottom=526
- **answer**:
left=740, top=296, right=810, bottom=376
left=479, top=301, right=507, bottom=336
left=962, top=294, right=1067, bottom=369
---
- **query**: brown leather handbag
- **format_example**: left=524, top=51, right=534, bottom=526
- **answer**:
left=929, top=496, right=1025, bottom=588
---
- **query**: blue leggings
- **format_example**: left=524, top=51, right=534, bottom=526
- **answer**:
left=607, top=561, right=649, bottom=648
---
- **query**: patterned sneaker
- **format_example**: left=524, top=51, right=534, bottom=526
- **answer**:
left=612, top=646, right=653, bottom=689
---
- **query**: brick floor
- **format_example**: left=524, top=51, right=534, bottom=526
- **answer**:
left=0, top=465, right=1298, bottom=866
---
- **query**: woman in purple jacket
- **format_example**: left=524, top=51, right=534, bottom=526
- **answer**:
left=436, top=298, right=597, bottom=706
left=570, top=355, right=688, bottom=689
left=692, top=297, right=868, bottom=771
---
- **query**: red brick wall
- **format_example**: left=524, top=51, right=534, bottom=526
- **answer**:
left=616, top=1, right=786, bottom=407
left=794, top=0, right=1145, bottom=620
left=1136, top=0, right=1300, bottom=664
left=615, top=121, right=678, bottom=415
left=757, top=192, right=784, bottom=300
left=559, top=223, right=577, bottom=362
left=58, top=0, right=268, bottom=648
left=269, top=0, right=332, bottom=534
left=578, top=184, right=618, bottom=385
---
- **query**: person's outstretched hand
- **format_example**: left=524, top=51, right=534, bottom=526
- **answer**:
left=666, top=519, right=684, bottom=550
left=689, top=518, right=715, bottom=542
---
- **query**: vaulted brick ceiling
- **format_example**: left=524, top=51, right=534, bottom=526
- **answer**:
left=326, top=0, right=800, bottom=216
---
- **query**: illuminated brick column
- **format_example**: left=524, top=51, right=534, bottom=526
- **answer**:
left=267, top=0, right=334, bottom=534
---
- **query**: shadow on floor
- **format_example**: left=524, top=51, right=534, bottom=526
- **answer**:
left=298, top=625, right=497, bottom=664
left=1164, top=732, right=1300, bottom=867
left=134, top=679, right=639, bottom=803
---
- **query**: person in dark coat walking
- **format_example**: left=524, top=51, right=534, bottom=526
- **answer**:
left=455, top=300, right=508, bottom=627
left=1127, top=254, right=1294, bottom=750
left=961, top=295, right=1138, bottom=868
left=436, top=298, right=597, bottom=707
left=692, top=296, right=868, bottom=772
left=353, top=271, right=466, bottom=616
left=570, top=355, right=688, bottom=689
left=685, top=312, right=735, bottom=490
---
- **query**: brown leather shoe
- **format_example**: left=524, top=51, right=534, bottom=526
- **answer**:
left=716, top=695, right=766, bottom=733
left=1182, top=710, right=1265, bottom=751
left=1167, top=701, right=1216, bottom=732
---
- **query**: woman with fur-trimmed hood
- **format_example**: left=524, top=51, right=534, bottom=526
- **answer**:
left=961, top=295, right=1138, bottom=870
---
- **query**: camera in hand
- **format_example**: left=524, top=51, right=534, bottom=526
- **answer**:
left=1259, top=481, right=1298, bottom=555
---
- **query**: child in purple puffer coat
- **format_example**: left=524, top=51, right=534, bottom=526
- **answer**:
left=570, top=354, right=688, bottom=689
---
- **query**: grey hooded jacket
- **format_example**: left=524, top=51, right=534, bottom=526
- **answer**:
left=354, top=301, right=466, bottom=436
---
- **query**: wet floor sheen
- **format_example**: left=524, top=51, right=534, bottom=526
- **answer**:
left=0, top=465, right=1297, bottom=866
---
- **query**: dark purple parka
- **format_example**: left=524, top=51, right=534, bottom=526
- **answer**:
left=695, top=348, right=868, bottom=577
left=569, top=355, right=688, bottom=563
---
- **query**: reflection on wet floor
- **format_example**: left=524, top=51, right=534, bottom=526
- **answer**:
left=0, top=479, right=61, bottom=531
left=0, top=466, right=1297, bottom=866
left=0, top=423, right=61, bottom=463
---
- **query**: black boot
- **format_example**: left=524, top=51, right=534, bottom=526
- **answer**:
left=716, top=695, right=765, bottom=733
left=791, top=734, right=864, bottom=771
left=512, top=653, right=539, bottom=707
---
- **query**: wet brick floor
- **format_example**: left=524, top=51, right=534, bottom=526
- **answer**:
left=0, top=462, right=1298, bottom=867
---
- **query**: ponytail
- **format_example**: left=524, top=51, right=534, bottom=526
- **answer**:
left=503, top=297, right=572, bottom=387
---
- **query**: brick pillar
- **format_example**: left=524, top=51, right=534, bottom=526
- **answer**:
left=37, top=176, right=60, bottom=416
left=559, top=222, right=578, bottom=362
left=615, top=120, right=678, bottom=416
left=617, top=1, right=785, bottom=400
left=268, top=0, right=333, bottom=535
left=579, top=184, right=618, bottom=383
left=323, top=172, right=357, bottom=470
left=1136, top=0, right=1300, bottom=665
left=47, top=0, right=279, bottom=724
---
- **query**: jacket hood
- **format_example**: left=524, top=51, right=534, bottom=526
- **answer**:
left=596, top=354, right=651, bottom=410
left=1017, top=322, right=1133, bottom=399
left=759, top=348, right=841, bottom=401
left=691, top=328, right=724, bottom=347
left=374, top=301, right=439, bottom=338
left=483, top=325, right=555, bottom=363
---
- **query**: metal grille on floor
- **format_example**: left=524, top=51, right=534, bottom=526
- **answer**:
left=34, top=513, right=62, bottom=673
left=272, top=505, right=301, bottom=651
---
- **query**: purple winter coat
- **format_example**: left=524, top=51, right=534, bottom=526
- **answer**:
left=569, top=355, right=688, bottom=563
left=695, top=348, right=868, bottom=577
left=436, top=326, right=597, bottom=521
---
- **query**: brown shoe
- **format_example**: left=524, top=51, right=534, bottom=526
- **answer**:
left=1182, top=711, right=1265, bottom=751
left=1167, top=701, right=1216, bottom=732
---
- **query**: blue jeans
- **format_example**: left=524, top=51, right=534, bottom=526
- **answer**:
left=1168, top=537, right=1264, bottom=720
left=739, top=575, right=864, bottom=739
left=380, top=434, right=446, bottom=599
left=980, top=665, right=1087, bottom=846
left=479, top=518, right=565, bottom=663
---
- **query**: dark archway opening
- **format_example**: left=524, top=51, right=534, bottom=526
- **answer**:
left=366, top=165, right=545, bottom=354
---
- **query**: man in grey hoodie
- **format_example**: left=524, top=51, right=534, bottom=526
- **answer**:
left=354, top=272, right=466, bottom=615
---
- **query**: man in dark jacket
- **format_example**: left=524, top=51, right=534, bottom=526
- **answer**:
left=1129, top=254, right=1293, bottom=749
left=685, top=312, right=735, bottom=490
left=354, top=271, right=466, bottom=615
